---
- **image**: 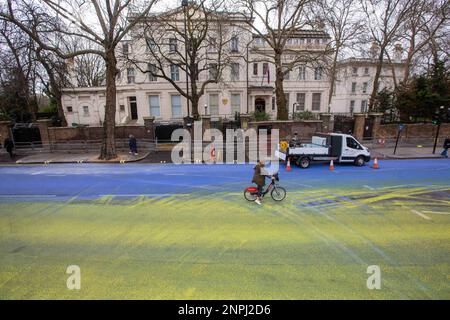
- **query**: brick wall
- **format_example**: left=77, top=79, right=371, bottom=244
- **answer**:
left=248, top=120, right=323, bottom=140
left=376, top=123, right=450, bottom=139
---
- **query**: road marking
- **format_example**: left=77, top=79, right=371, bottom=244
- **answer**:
left=423, top=211, right=450, bottom=215
left=0, top=195, right=57, bottom=198
left=411, top=210, right=431, bottom=220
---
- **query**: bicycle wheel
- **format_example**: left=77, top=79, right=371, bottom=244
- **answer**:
left=244, top=190, right=257, bottom=201
left=271, top=186, right=286, bottom=201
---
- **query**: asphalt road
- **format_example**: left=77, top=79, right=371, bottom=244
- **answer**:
left=0, top=159, right=449, bottom=200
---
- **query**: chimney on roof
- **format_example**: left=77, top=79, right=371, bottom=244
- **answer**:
left=393, top=43, right=403, bottom=62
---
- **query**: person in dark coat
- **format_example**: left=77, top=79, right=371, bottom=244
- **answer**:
left=128, top=134, right=138, bottom=155
left=252, top=160, right=266, bottom=205
left=441, top=136, right=450, bottom=158
left=3, top=137, right=14, bottom=159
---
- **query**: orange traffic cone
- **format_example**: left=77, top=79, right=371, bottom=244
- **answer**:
left=372, top=158, right=379, bottom=169
left=329, top=159, right=334, bottom=171
left=286, top=157, right=292, bottom=171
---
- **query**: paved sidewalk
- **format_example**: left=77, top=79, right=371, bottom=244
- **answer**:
left=15, top=151, right=149, bottom=164
left=371, top=146, right=447, bottom=159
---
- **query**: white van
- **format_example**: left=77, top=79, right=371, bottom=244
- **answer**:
left=275, top=133, right=371, bottom=168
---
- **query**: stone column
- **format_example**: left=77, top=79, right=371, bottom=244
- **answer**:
left=37, top=119, right=53, bottom=149
left=143, top=116, right=156, bottom=140
left=0, top=121, right=13, bottom=144
left=353, top=113, right=366, bottom=141
left=320, top=113, right=333, bottom=133
left=369, top=113, right=383, bottom=139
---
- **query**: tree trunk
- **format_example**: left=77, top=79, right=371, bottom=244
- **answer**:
left=368, top=50, right=384, bottom=112
left=55, top=92, right=67, bottom=127
left=274, top=53, right=288, bottom=120
left=191, top=94, right=200, bottom=119
left=328, top=48, right=339, bottom=108
left=99, top=51, right=117, bottom=160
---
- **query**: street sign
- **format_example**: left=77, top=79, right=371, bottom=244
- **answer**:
left=398, top=124, right=405, bottom=132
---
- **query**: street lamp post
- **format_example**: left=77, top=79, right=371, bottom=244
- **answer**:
left=182, top=0, right=190, bottom=118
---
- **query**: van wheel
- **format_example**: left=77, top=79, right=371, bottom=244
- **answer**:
left=297, top=157, right=310, bottom=169
left=354, top=156, right=365, bottom=167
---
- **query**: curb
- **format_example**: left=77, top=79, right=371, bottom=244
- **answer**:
left=15, top=152, right=150, bottom=165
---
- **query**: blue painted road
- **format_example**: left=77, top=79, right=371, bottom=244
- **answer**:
left=0, top=159, right=449, bottom=201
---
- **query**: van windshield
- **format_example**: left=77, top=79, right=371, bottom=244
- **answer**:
left=346, top=137, right=362, bottom=150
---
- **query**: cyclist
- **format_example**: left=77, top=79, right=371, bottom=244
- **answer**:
left=252, top=160, right=266, bottom=205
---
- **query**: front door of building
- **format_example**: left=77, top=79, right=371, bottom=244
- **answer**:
left=255, top=98, right=266, bottom=113
left=129, top=97, right=138, bottom=120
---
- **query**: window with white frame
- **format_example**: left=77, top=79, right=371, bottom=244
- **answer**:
left=169, top=38, right=177, bottom=53
left=171, top=95, right=182, bottom=118
left=298, top=65, right=306, bottom=80
left=127, top=68, right=135, bottom=84
left=314, top=67, right=323, bottom=80
left=362, top=82, right=368, bottom=93
left=146, top=38, right=156, bottom=52
left=361, top=100, right=368, bottom=113
left=66, top=106, right=73, bottom=113
left=208, top=37, right=217, bottom=52
left=122, top=43, right=129, bottom=55
left=230, top=36, right=239, bottom=52
left=209, top=94, right=219, bottom=115
left=350, top=100, right=355, bottom=113
left=170, top=64, right=179, bottom=81
left=231, top=63, right=239, bottom=81
left=149, top=95, right=160, bottom=117
left=351, top=82, right=357, bottom=93
left=82, top=106, right=89, bottom=115
left=296, top=93, right=305, bottom=111
left=352, top=67, right=358, bottom=75
left=231, top=94, right=241, bottom=115
left=147, top=63, right=157, bottom=81
left=253, top=63, right=258, bottom=76
left=312, top=93, right=321, bottom=111
left=364, top=67, right=369, bottom=75
left=209, top=63, right=218, bottom=80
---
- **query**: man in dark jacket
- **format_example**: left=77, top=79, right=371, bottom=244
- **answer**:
left=3, top=137, right=14, bottom=159
left=441, top=136, right=450, bottom=158
left=252, top=160, right=266, bottom=205
left=128, top=135, right=138, bottom=156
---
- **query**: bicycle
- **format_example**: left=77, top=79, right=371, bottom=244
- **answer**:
left=244, top=173, right=287, bottom=202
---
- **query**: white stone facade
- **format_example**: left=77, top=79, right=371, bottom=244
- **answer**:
left=61, top=8, right=404, bottom=126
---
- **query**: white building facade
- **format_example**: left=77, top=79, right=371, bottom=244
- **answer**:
left=61, top=7, right=404, bottom=126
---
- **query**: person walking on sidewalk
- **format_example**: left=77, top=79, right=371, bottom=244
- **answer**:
left=441, top=136, right=450, bottom=158
left=128, top=135, right=138, bottom=156
left=3, top=137, right=14, bottom=159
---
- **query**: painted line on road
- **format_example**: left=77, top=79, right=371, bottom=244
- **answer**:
left=99, top=193, right=190, bottom=197
left=411, top=210, right=432, bottom=220
left=423, top=211, right=450, bottom=215
left=0, top=195, right=57, bottom=198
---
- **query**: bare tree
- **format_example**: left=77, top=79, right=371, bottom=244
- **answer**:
left=236, top=0, right=327, bottom=120
left=400, top=0, right=449, bottom=83
left=0, top=20, right=39, bottom=121
left=314, top=0, right=365, bottom=111
left=126, top=0, right=234, bottom=119
left=1, top=0, right=158, bottom=160
left=361, top=0, right=414, bottom=112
